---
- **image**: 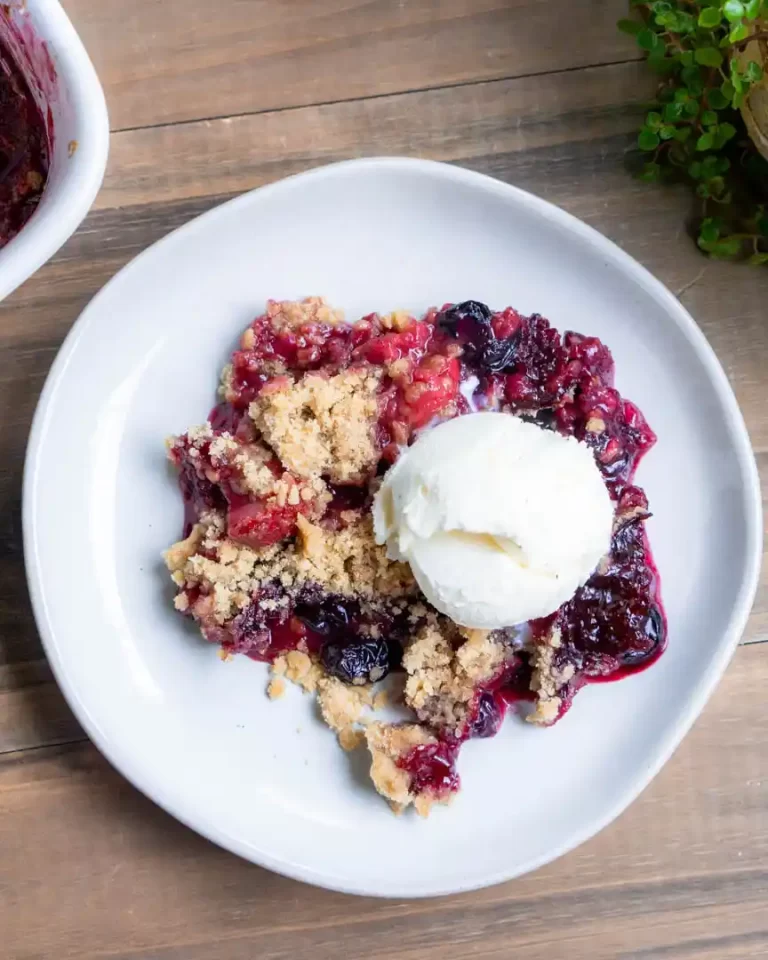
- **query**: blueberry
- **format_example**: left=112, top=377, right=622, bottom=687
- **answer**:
left=437, top=300, right=493, bottom=338
left=617, top=604, right=666, bottom=667
left=437, top=300, right=518, bottom=374
left=321, top=637, right=391, bottom=685
left=644, top=604, right=666, bottom=650
left=294, top=595, right=356, bottom=636
left=469, top=691, right=504, bottom=739
left=519, top=408, right=557, bottom=431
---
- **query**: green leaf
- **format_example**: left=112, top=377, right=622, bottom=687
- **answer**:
left=707, top=89, right=729, bottom=109
left=639, top=162, right=662, bottom=182
left=645, top=111, right=662, bottom=129
left=711, top=237, right=744, bottom=258
left=637, top=27, right=661, bottom=51
left=723, top=0, right=745, bottom=21
left=696, top=131, right=715, bottom=150
left=721, top=79, right=736, bottom=101
left=688, top=160, right=703, bottom=179
left=664, top=101, right=685, bottom=122
left=708, top=175, right=726, bottom=195
left=617, top=18, right=643, bottom=35
left=730, top=61, right=745, bottom=92
left=734, top=89, right=746, bottom=107
left=701, top=109, right=718, bottom=126
left=745, top=60, right=763, bottom=82
left=681, top=64, right=704, bottom=92
left=679, top=50, right=695, bottom=67
left=699, top=218, right=720, bottom=243
left=716, top=122, right=738, bottom=147
left=729, top=21, right=749, bottom=41
left=659, top=124, right=676, bottom=139
left=748, top=252, right=768, bottom=265
left=674, top=126, right=692, bottom=141
left=669, top=144, right=689, bottom=165
left=696, top=182, right=712, bottom=198
left=745, top=0, right=763, bottom=18
left=638, top=129, right=661, bottom=151
left=698, top=6, right=722, bottom=26
left=695, top=47, right=723, bottom=67
left=684, top=99, right=701, bottom=116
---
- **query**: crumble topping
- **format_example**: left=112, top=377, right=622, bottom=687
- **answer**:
left=249, top=368, right=383, bottom=484
left=295, top=514, right=415, bottom=599
left=166, top=511, right=415, bottom=627
left=171, top=424, right=331, bottom=512
left=403, top=618, right=508, bottom=734
left=526, top=626, right=574, bottom=725
left=272, top=650, right=325, bottom=693
left=264, top=296, right=345, bottom=331
left=317, top=677, right=373, bottom=732
left=365, top=722, right=438, bottom=814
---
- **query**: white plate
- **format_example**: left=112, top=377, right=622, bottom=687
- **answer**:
left=24, top=158, right=762, bottom=898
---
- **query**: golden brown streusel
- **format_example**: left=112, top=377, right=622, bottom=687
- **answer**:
left=526, top=626, right=574, bottom=725
left=316, top=677, right=373, bottom=732
left=265, top=296, right=345, bottom=331
left=167, top=510, right=415, bottom=628
left=365, top=722, right=441, bottom=815
left=271, top=650, right=325, bottom=694
left=402, top=619, right=508, bottom=734
left=249, top=368, right=382, bottom=484
left=338, top=728, right=366, bottom=752
left=295, top=514, right=416, bottom=600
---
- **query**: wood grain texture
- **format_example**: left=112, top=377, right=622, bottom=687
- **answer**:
left=2, top=642, right=767, bottom=960
left=1, top=1, right=767, bottom=953
left=64, top=0, right=639, bottom=130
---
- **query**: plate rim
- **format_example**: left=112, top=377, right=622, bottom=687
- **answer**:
left=22, top=156, right=763, bottom=898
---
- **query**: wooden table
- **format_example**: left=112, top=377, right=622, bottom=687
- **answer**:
left=1, top=2, right=767, bottom=957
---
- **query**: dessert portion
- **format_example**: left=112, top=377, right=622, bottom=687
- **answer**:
left=164, top=296, right=665, bottom=815
left=0, top=40, right=48, bottom=248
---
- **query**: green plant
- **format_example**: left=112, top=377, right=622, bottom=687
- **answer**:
left=621, top=0, right=768, bottom=261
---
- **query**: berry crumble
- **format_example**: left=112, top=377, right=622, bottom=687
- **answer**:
left=164, top=296, right=666, bottom=815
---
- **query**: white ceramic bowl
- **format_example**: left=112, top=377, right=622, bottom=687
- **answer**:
left=24, top=158, right=762, bottom=897
left=0, top=0, right=108, bottom=300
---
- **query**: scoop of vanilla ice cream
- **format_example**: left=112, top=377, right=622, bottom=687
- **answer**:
left=373, top=412, right=614, bottom=628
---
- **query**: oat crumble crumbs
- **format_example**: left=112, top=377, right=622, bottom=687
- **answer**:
left=526, top=626, right=574, bottom=726
left=365, top=722, right=442, bottom=816
left=249, top=368, right=383, bottom=484
left=402, top=618, right=508, bottom=734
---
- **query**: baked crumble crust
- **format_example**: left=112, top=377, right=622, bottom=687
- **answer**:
left=249, top=368, right=383, bottom=484
left=264, top=296, right=345, bottom=331
left=166, top=511, right=415, bottom=628
left=526, top=626, right=575, bottom=725
left=365, top=722, right=440, bottom=814
left=317, top=676, right=373, bottom=732
left=402, top=618, right=508, bottom=734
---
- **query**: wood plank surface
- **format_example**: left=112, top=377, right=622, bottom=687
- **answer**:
left=2, top=642, right=767, bottom=960
left=64, top=0, right=639, bottom=130
left=1, top=1, right=767, bottom=956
